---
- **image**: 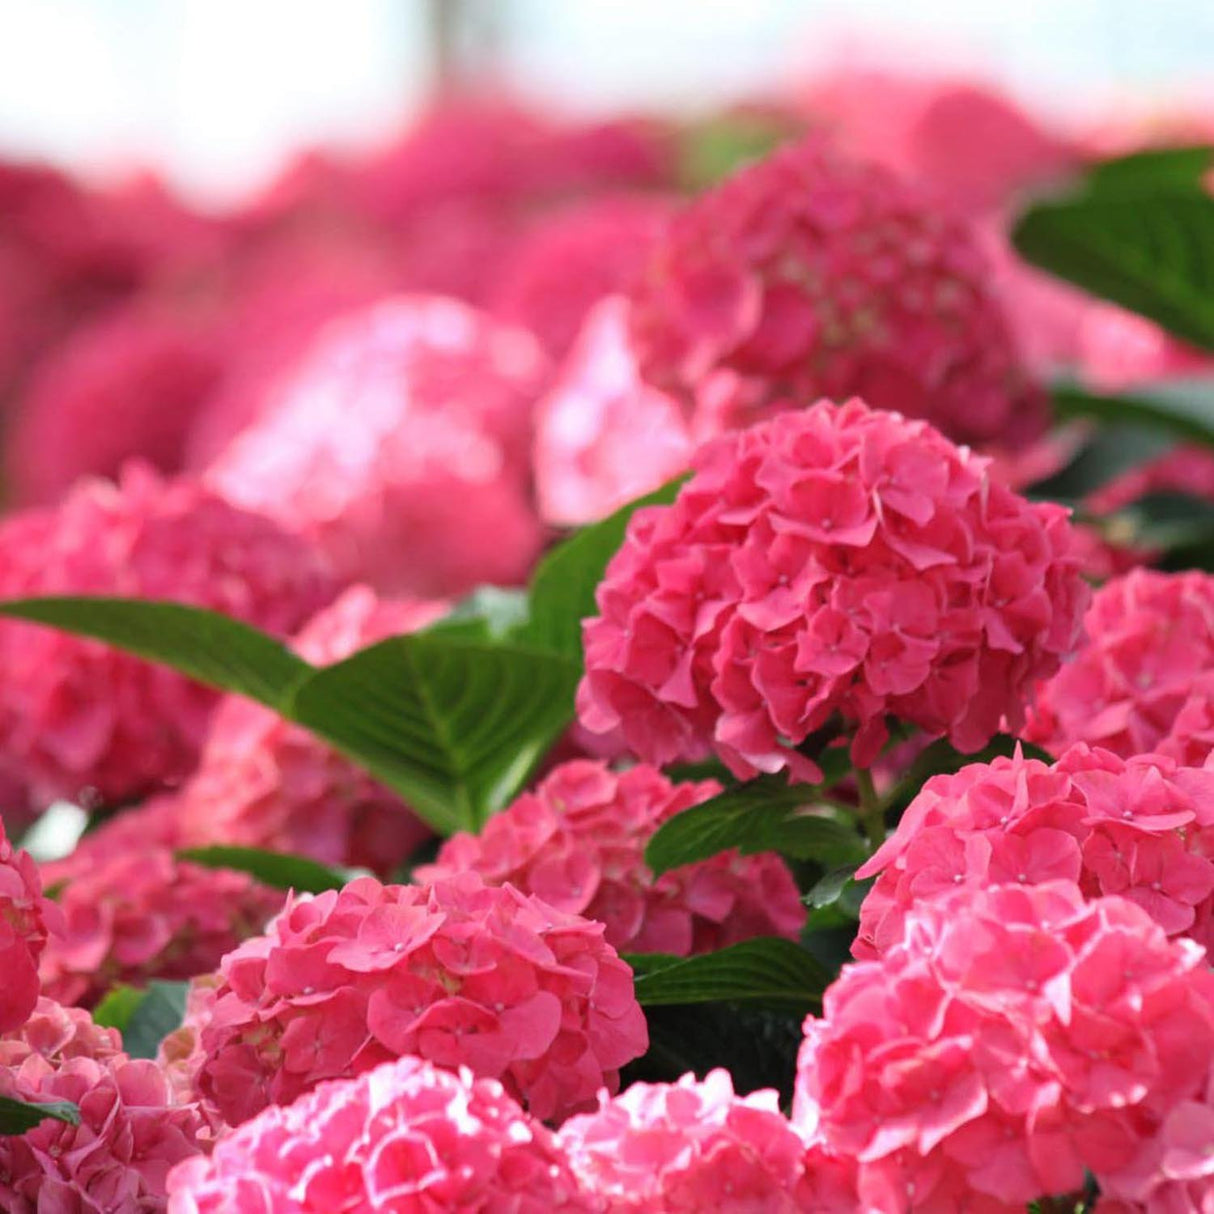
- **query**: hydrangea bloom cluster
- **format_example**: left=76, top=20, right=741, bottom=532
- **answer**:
left=39, top=829, right=284, bottom=1008
left=578, top=399, right=1087, bottom=780
left=1027, top=569, right=1214, bottom=762
left=173, top=585, right=442, bottom=873
left=0, top=462, right=337, bottom=812
left=188, top=872, right=648, bottom=1127
left=557, top=1068, right=858, bottom=1212
left=489, top=196, right=671, bottom=362
left=205, top=295, right=549, bottom=596
left=794, top=881, right=1214, bottom=1210
left=6, top=300, right=222, bottom=505
left=855, top=744, right=1214, bottom=958
left=0, top=819, right=58, bottom=1033
left=166, top=1056, right=593, bottom=1213
left=418, top=759, right=805, bottom=956
left=627, top=136, right=1045, bottom=449
left=533, top=296, right=693, bottom=527
left=0, top=996, right=203, bottom=1211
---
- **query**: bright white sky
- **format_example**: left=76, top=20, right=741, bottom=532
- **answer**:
left=1, top=0, right=1212, bottom=205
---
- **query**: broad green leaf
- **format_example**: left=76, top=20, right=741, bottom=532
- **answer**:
left=1051, top=381, right=1214, bottom=448
left=518, top=476, right=687, bottom=661
left=645, top=768, right=866, bottom=879
left=92, top=985, right=147, bottom=1033
left=287, top=635, right=580, bottom=833
left=804, top=865, right=860, bottom=910
left=177, top=846, right=350, bottom=894
left=121, top=981, right=190, bottom=1060
left=422, top=586, right=531, bottom=643
left=627, top=938, right=828, bottom=1010
left=622, top=1003, right=804, bottom=1102
left=1083, top=145, right=1214, bottom=194
left=1027, top=422, right=1176, bottom=503
left=1012, top=193, right=1214, bottom=350
left=0, top=597, right=311, bottom=708
left=1113, top=492, right=1214, bottom=569
left=0, top=1094, right=80, bottom=1134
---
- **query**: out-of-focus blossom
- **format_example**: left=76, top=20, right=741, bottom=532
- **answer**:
left=0, top=819, right=58, bottom=1033
left=205, top=295, right=548, bottom=596
left=418, top=759, right=805, bottom=955
left=534, top=296, right=693, bottom=527
left=0, top=462, right=338, bottom=813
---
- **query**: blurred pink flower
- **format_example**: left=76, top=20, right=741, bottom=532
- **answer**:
left=0, top=819, right=58, bottom=1033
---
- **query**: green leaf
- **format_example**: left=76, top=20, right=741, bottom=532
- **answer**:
left=0, top=597, right=311, bottom=708
left=176, top=846, right=349, bottom=894
left=1027, top=422, right=1176, bottom=503
left=645, top=769, right=866, bottom=879
left=518, top=476, right=687, bottom=661
left=627, top=938, right=828, bottom=1010
left=286, top=635, right=580, bottom=833
left=1083, top=145, right=1214, bottom=195
left=1012, top=192, right=1214, bottom=350
left=421, top=586, right=531, bottom=643
left=120, top=980, right=190, bottom=1060
left=1112, top=491, right=1214, bottom=569
left=1051, top=380, right=1214, bottom=449
left=804, top=865, right=859, bottom=910
left=622, top=1003, right=804, bottom=1102
left=0, top=1094, right=80, bottom=1134
left=92, top=985, right=147, bottom=1033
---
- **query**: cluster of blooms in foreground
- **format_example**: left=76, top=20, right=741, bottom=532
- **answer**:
left=1, top=998, right=203, bottom=1210
left=579, top=398, right=1088, bottom=779
left=856, top=743, right=1214, bottom=957
left=0, top=462, right=337, bottom=815
left=795, top=881, right=1214, bottom=1210
left=184, top=872, right=648, bottom=1126
left=419, top=759, right=805, bottom=955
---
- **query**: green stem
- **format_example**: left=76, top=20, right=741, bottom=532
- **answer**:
left=855, top=767, right=884, bottom=849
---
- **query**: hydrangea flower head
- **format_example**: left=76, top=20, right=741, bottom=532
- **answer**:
left=0, top=462, right=337, bottom=812
left=167, top=1055, right=593, bottom=1213
left=189, top=872, right=648, bottom=1127
left=627, top=136, right=1044, bottom=449
left=795, top=881, right=1214, bottom=1210
left=558, top=1068, right=858, bottom=1212
left=205, top=295, right=549, bottom=596
left=418, top=759, right=805, bottom=955
left=0, top=996, right=203, bottom=1212
left=0, top=820, right=58, bottom=1033
left=1027, top=569, right=1214, bottom=762
left=578, top=399, right=1087, bottom=780
left=173, top=585, right=443, bottom=873
left=855, top=743, right=1214, bottom=958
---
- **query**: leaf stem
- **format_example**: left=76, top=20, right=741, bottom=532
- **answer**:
left=855, top=767, right=884, bottom=849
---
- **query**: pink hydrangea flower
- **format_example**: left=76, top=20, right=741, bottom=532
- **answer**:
left=172, top=585, right=443, bottom=873
left=533, top=296, right=694, bottom=527
left=489, top=196, right=671, bottom=361
left=0, top=996, right=204, bottom=1212
left=7, top=299, right=222, bottom=506
left=188, top=872, right=648, bottom=1127
left=794, top=881, right=1214, bottom=1210
left=418, top=759, right=805, bottom=956
left=578, top=400, right=1087, bottom=780
left=855, top=743, right=1214, bottom=958
left=1027, top=570, right=1214, bottom=762
left=38, top=819, right=285, bottom=1007
left=167, top=1055, right=594, bottom=1213
left=204, top=295, right=549, bottom=597
left=0, top=461, right=338, bottom=813
left=0, top=819, right=58, bottom=1033
left=627, top=136, right=1045, bottom=450
left=557, top=1068, right=858, bottom=1212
